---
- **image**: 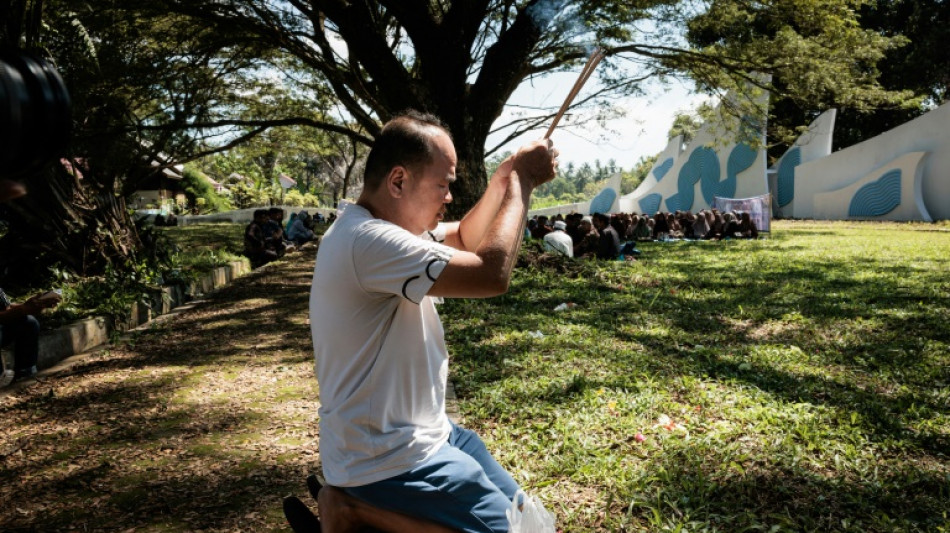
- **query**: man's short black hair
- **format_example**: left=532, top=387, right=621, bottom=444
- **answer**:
left=362, top=110, right=451, bottom=192
left=593, top=212, right=610, bottom=225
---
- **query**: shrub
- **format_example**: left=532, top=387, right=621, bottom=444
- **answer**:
left=182, top=165, right=232, bottom=213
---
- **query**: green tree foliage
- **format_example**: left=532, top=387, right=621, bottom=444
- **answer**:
left=193, top=123, right=367, bottom=208
left=685, top=0, right=938, bottom=159
left=828, top=0, right=950, bottom=150
left=283, top=189, right=322, bottom=208
left=533, top=158, right=621, bottom=208
left=148, top=0, right=906, bottom=218
left=181, top=166, right=231, bottom=214
left=667, top=103, right=716, bottom=145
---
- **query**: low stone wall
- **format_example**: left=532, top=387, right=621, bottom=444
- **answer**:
left=2, top=260, right=251, bottom=378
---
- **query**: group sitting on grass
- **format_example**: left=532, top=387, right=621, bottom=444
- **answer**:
left=244, top=208, right=324, bottom=267
left=533, top=209, right=759, bottom=260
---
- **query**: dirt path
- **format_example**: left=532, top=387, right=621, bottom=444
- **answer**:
left=1, top=254, right=322, bottom=532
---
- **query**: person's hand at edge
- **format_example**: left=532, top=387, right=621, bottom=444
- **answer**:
left=511, top=140, right=559, bottom=189
left=25, top=292, right=61, bottom=312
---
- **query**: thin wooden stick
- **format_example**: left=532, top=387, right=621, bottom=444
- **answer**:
left=544, top=48, right=604, bottom=139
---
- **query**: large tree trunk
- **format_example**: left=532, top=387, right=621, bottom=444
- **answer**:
left=0, top=160, right=144, bottom=281
left=449, top=141, right=489, bottom=222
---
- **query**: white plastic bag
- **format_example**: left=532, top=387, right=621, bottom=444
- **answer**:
left=506, top=489, right=556, bottom=533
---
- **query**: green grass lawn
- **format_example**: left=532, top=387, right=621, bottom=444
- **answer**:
left=443, top=220, right=950, bottom=532
left=159, top=222, right=247, bottom=271
left=158, top=221, right=329, bottom=272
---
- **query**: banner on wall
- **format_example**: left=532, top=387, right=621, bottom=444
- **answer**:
left=713, top=194, right=772, bottom=233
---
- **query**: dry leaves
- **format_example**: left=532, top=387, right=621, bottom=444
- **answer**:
left=1, top=256, right=322, bottom=531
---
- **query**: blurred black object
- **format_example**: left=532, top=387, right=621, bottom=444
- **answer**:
left=0, top=49, right=71, bottom=179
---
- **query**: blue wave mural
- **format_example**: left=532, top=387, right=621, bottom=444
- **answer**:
left=667, top=147, right=718, bottom=212
left=849, top=170, right=902, bottom=217
left=777, top=147, right=802, bottom=207
left=652, top=158, right=674, bottom=182
left=715, top=143, right=757, bottom=202
left=589, top=187, right=618, bottom=215
left=638, top=194, right=662, bottom=215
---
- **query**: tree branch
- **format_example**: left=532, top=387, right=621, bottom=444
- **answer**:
left=135, top=117, right=374, bottom=146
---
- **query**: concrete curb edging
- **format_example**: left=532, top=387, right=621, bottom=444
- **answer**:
left=2, top=260, right=251, bottom=378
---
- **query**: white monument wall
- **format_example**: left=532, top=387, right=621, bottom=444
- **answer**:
left=793, top=102, right=950, bottom=221
left=769, top=109, right=837, bottom=217
left=616, top=87, right=770, bottom=215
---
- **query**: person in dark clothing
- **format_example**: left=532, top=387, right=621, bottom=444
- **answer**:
left=565, top=213, right=584, bottom=245
left=737, top=211, right=759, bottom=239
left=244, top=209, right=279, bottom=267
left=722, top=212, right=741, bottom=238
left=0, top=180, right=61, bottom=385
left=0, top=289, right=60, bottom=385
left=530, top=215, right=552, bottom=240
left=263, top=207, right=289, bottom=256
left=652, top=211, right=671, bottom=239
left=573, top=216, right=599, bottom=258
left=592, top=212, right=620, bottom=260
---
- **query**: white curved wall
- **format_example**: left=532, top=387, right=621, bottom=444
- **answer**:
left=769, top=109, right=836, bottom=217
left=811, top=152, right=931, bottom=221
left=793, top=103, right=950, bottom=221
left=616, top=87, right=770, bottom=215
left=618, top=135, right=683, bottom=213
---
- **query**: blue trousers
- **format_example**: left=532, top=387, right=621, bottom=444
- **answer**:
left=0, top=315, right=40, bottom=374
left=343, top=422, right=520, bottom=533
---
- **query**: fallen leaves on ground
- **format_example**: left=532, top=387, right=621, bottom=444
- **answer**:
left=1, top=255, right=322, bottom=532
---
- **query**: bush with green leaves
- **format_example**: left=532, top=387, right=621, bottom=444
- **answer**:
left=182, top=165, right=232, bottom=214
left=28, top=223, right=248, bottom=330
left=283, top=188, right=322, bottom=207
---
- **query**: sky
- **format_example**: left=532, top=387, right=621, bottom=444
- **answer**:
left=487, top=72, right=713, bottom=171
left=323, top=27, right=711, bottom=172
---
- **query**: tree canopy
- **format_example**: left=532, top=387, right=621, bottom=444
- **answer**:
left=685, top=0, right=947, bottom=159
left=142, top=0, right=911, bottom=217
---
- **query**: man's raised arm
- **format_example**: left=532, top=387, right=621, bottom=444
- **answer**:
left=429, top=140, right=557, bottom=299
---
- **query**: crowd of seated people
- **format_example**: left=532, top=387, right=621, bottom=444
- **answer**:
left=287, top=211, right=317, bottom=245
left=528, top=208, right=759, bottom=260
left=244, top=208, right=324, bottom=267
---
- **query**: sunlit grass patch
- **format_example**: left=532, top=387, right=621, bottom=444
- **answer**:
left=444, top=220, right=950, bottom=531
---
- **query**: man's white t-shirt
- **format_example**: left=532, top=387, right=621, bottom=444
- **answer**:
left=309, top=203, right=457, bottom=487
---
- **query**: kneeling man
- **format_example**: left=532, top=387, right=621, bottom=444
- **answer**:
left=309, top=110, right=557, bottom=532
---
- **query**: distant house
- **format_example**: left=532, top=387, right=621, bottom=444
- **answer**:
left=130, top=155, right=232, bottom=209
left=227, top=172, right=253, bottom=186
left=278, top=172, right=297, bottom=189
left=204, top=174, right=228, bottom=194
left=130, top=154, right=185, bottom=210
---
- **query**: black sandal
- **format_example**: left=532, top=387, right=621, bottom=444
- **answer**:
left=283, top=495, right=322, bottom=533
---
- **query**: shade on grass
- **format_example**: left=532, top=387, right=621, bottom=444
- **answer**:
left=444, top=220, right=950, bottom=532
left=1, top=220, right=946, bottom=532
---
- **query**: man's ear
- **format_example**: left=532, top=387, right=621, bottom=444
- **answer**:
left=386, top=166, right=408, bottom=198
